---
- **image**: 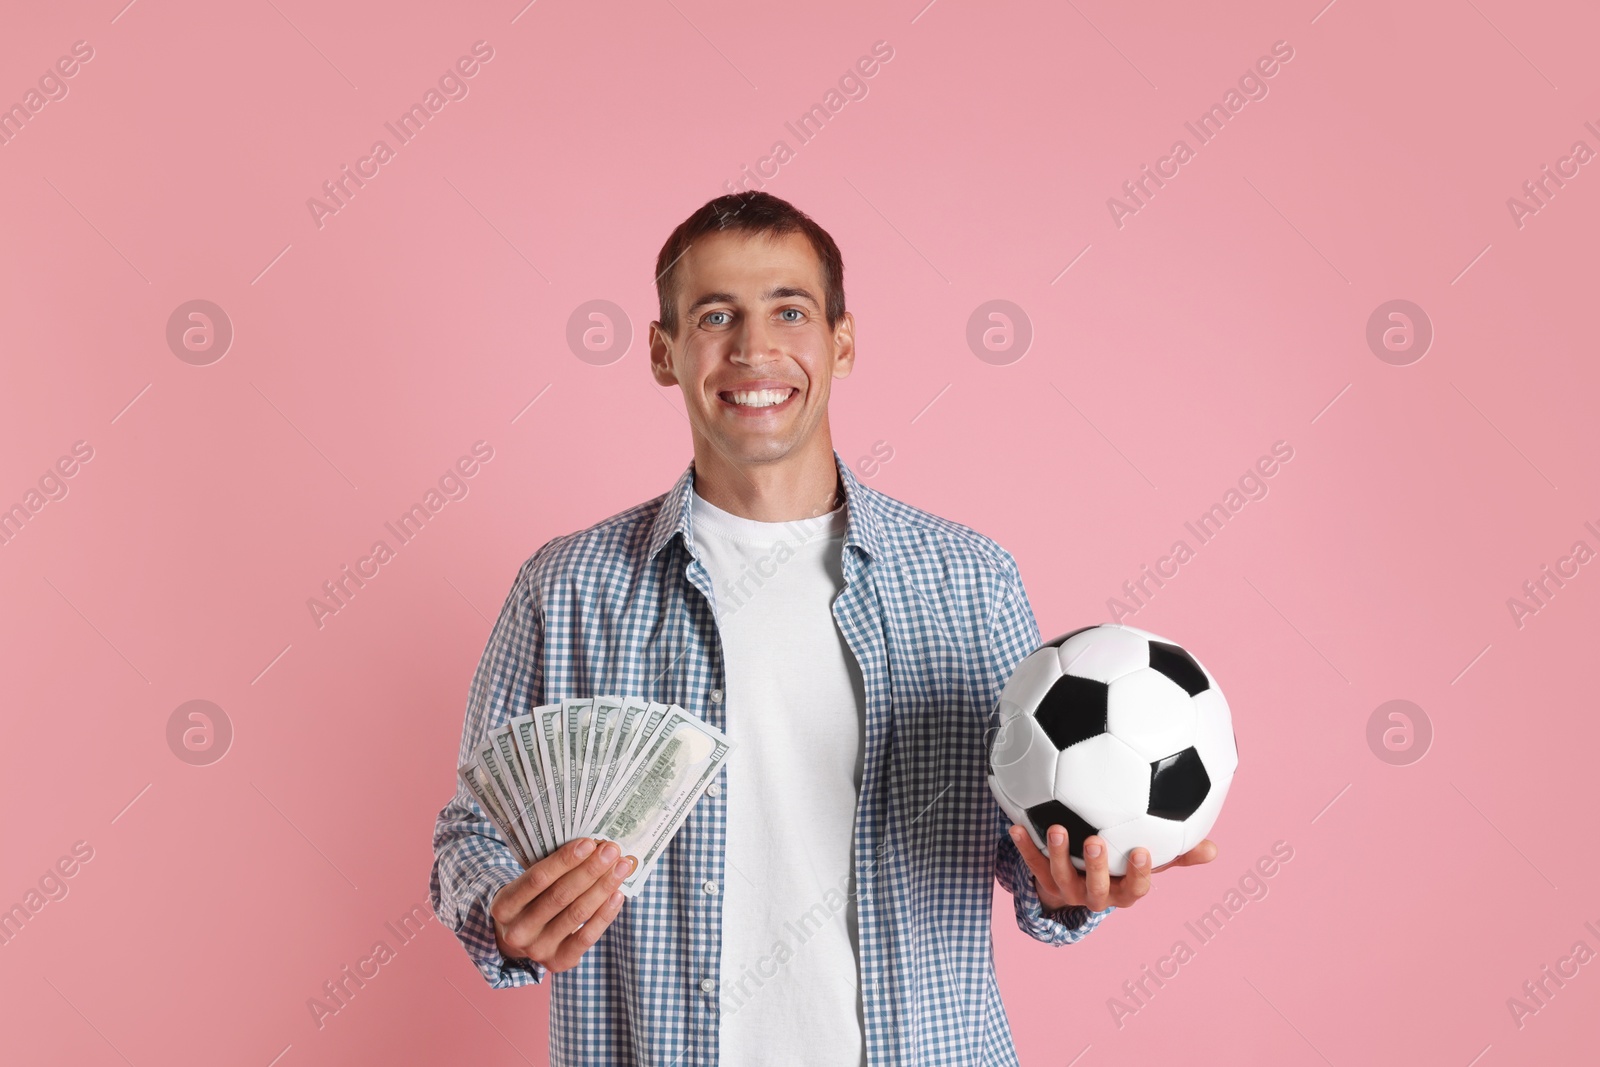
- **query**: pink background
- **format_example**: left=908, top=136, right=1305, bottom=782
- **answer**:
left=2, top=0, right=1596, bottom=1063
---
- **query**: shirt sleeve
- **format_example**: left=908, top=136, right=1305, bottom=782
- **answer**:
left=429, top=556, right=551, bottom=988
left=986, top=550, right=1116, bottom=946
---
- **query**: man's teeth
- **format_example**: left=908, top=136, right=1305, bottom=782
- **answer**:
left=725, top=388, right=793, bottom=408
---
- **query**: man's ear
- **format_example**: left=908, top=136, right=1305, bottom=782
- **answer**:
left=648, top=322, right=678, bottom=387
left=832, top=311, right=856, bottom=379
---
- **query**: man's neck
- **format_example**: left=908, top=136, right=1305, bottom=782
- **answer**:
left=689, top=435, right=842, bottom=523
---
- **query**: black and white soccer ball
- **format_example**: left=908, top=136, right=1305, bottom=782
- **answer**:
left=988, top=624, right=1237, bottom=876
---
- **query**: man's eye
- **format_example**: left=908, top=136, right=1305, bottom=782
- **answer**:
left=704, top=311, right=731, bottom=326
left=779, top=308, right=804, bottom=322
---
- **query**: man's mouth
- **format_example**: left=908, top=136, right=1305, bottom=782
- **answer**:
left=718, top=387, right=798, bottom=410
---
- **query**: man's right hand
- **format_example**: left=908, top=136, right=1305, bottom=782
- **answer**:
left=490, top=837, right=637, bottom=972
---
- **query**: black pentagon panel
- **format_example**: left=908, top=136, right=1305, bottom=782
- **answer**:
left=1148, top=641, right=1209, bottom=696
left=1024, top=800, right=1098, bottom=861
left=1148, top=747, right=1211, bottom=820
left=1033, top=674, right=1108, bottom=751
left=1042, top=625, right=1099, bottom=649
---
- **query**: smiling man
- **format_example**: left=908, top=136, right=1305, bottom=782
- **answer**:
left=430, top=191, right=1216, bottom=1066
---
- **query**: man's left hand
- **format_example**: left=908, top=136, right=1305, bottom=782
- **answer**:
left=1010, top=823, right=1217, bottom=912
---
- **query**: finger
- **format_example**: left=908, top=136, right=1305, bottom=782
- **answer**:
left=547, top=888, right=626, bottom=972
left=1082, top=835, right=1112, bottom=910
left=522, top=840, right=623, bottom=932
left=1153, top=838, right=1218, bottom=873
left=1045, top=824, right=1085, bottom=907
left=509, top=849, right=617, bottom=962
left=492, top=837, right=598, bottom=925
left=1008, top=824, right=1057, bottom=891
left=542, top=854, right=637, bottom=946
left=1113, top=847, right=1153, bottom=906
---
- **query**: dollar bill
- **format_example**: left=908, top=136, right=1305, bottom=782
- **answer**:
left=610, top=700, right=673, bottom=793
left=458, top=758, right=532, bottom=869
left=585, top=695, right=651, bottom=829
left=535, top=702, right=569, bottom=841
left=577, top=695, right=624, bottom=832
left=470, top=740, right=516, bottom=839
left=493, top=724, right=551, bottom=860
left=511, top=710, right=561, bottom=851
left=456, top=762, right=510, bottom=847
left=592, top=706, right=734, bottom=896
left=476, top=736, right=537, bottom=862
left=563, top=697, right=592, bottom=838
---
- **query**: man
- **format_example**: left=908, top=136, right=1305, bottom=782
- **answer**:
left=430, top=191, right=1216, bottom=1065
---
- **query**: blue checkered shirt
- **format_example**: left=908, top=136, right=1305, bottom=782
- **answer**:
left=430, top=449, right=1114, bottom=1065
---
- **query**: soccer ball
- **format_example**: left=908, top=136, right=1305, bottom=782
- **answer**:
left=988, top=624, right=1237, bottom=876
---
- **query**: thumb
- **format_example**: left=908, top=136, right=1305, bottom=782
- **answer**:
left=1154, top=838, right=1218, bottom=872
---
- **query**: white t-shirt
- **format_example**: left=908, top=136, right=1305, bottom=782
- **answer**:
left=689, top=488, right=867, bottom=1067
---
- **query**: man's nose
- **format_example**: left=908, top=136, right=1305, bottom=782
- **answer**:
left=732, top=315, right=779, bottom=363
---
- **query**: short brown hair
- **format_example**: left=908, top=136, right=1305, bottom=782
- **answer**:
left=653, top=191, right=846, bottom=338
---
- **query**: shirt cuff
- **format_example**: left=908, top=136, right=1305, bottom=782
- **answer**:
left=1042, top=900, right=1116, bottom=938
left=1014, top=874, right=1116, bottom=946
left=443, top=860, right=549, bottom=988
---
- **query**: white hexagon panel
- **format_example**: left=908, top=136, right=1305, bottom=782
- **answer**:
left=1106, top=667, right=1197, bottom=762
left=988, top=708, right=1060, bottom=808
left=1097, top=813, right=1190, bottom=877
left=1056, top=625, right=1150, bottom=684
left=1055, top=733, right=1151, bottom=831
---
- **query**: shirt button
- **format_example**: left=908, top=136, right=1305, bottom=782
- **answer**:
left=709, top=688, right=723, bottom=703
left=703, top=880, right=718, bottom=895
left=699, top=978, right=716, bottom=994
left=706, top=783, right=721, bottom=797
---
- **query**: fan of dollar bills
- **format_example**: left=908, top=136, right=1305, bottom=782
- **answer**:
left=459, top=696, right=734, bottom=897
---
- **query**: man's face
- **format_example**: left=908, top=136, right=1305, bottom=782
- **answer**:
left=650, top=228, right=854, bottom=469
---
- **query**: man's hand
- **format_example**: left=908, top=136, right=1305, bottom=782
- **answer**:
left=1010, top=823, right=1217, bottom=913
left=490, top=837, right=638, bottom=972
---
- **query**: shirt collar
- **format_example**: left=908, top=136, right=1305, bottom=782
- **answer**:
left=646, top=448, right=885, bottom=564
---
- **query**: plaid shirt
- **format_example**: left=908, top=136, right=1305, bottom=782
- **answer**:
left=430, top=449, right=1114, bottom=1066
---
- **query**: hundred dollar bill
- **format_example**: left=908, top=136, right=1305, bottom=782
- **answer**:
left=511, top=709, right=561, bottom=851
left=470, top=740, right=518, bottom=845
left=458, top=760, right=532, bottom=869
left=476, top=736, right=534, bottom=861
left=456, top=761, right=517, bottom=859
left=585, top=695, right=652, bottom=829
left=577, top=695, right=624, bottom=832
left=476, top=736, right=537, bottom=863
left=610, top=700, right=674, bottom=794
left=493, top=724, right=551, bottom=860
left=535, top=702, right=569, bottom=841
left=563, top=698, right=593, bottom=838
left=592, top=705, right=734, bottom=896
left=587, top=700, right=672, bottom=888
